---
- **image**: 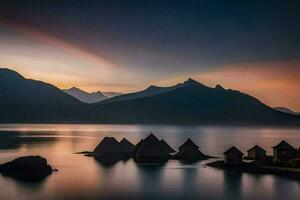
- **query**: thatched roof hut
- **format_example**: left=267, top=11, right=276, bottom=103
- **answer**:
left=93, top=136, right=120, bottom=155
left=272, top=140, right=296, bottom=162
left=224, top=146, right=243, bottom=165
left=133, top=133, right=170, bottom=163
left=160, top=139, right=175, bottom=153
left=119, top=138, right=135, bottom=157
left=174, top=138, right=206, bottom=161
left=247, top=145, right=266, bottom=161
left=92, top=137, right=121, bottom=166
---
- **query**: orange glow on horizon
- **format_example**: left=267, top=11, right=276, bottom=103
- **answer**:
left=0, top=20, right=299, bottom=111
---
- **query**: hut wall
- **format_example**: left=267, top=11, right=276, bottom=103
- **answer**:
left=247, top=149, right=266, bottom=160
left=225, top=153, right=242, bottom=164
left=273, top=148, right=295, bottom=162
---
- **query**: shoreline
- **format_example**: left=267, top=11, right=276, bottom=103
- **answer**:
left=207, top=160, right=300, bottom=181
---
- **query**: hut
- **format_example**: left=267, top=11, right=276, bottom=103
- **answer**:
left=174, top=138, right=206, bottom=161
left=93, top=137, right=121, bottom=165
left=119, top=138, right=135, bottom=157
left=133, top=139, right=143, bottom=156
left=160, top=139, right=175, bottom=153
left=133, top=133, right=170, bottom=163
left=93, top=136, right=120, bottom=155
left=272, top=140, right=295, bottom=162
left=224, top=146, right=243, bottom=165
left=246, top=145, right=266, bottom=161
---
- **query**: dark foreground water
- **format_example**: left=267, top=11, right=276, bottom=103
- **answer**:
left=0, top=124, right=299, bottom=200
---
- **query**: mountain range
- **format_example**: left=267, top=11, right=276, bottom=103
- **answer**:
left=1, top=68, right=299, bottom=125
left=0, top=68, right=83, bottom=123
left=63, top=87, right=121, bottom=103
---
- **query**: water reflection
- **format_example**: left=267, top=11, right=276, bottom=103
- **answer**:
left=93, top=156, right=120, bottom=167
left=0, top=131, right=57, bottom=150
left=0, top=124, right=299, bottom=200
left=223, top=169, right=242, bottom=199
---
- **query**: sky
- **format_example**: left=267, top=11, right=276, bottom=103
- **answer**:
left=0, top=0, right=299, bottom=110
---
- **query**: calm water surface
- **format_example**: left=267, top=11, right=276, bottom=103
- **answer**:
left=0, top=124, right=299, bottom=200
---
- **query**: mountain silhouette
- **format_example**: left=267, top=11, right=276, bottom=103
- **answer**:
left=274, top=107, right=299, bottom=115
left=89, top=79, right=300, bottom=125
left=63, top=87, right=108, bottom=103
left=99, top=82, right=184, bottom=104
left=1, top=69, right=299, bottom=125
left=0, top=68, right=83, bottom=122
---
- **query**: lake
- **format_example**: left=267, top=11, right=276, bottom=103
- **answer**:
left=0, top=124, right=299, bottom=200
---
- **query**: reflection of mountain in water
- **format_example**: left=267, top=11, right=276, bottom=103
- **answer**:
left=0, top=131, right=57, bottom=150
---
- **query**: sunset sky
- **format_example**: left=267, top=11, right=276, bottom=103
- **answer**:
left=0, top=0, right=299, bottom=110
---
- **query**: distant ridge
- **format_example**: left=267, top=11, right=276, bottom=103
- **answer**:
left=98, top=78, right=207, bottom=104
left=90, top=78, right=300, bottom=125
left=103, top=92, right=122, bottom=98
left=1, top=68, right=300, bottom=125
left=63, top=87, right=108, bottom=103
left=274, top=107, right=300, bottom=115
left=99, top=83, right=183, bottom=104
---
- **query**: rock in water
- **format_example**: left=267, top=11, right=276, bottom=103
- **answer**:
left=0, top=156, right=53, bottom=182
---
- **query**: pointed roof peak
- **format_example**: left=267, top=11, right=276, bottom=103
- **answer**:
left=179, top=138, right=199, bottom=150
left=93, top=136, right=120, bottom=153
left=247, top=145, right=266, bottom=152
left=272, top=140, right=294, bottom=149
left=120, top=138, right=135, bottom=149
left=120, top=138, right=129, bottom=142
left=224, top=146, right=244, bottom=155
left=160, top=139, right=175, bottom=153
left=145, top=133, right=159, bottom=141
left=120, top=138, right=131, bottom=144
left=103, top=136, right=119, bottom=141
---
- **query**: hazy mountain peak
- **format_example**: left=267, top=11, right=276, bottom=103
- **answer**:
left=68, top=87, right=82, bottom=91
left=146, top=85, right=159, bottom=90
left=63, top=87, right=108, bottom=103
left=183, top=78, right=206, bottom=87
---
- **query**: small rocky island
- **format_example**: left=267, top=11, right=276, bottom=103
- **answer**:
left=0, top=156, right=54, bottom=182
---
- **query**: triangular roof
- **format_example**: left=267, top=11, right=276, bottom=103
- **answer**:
left=132, top=139, right=143, bottom=155
left=94, top=137, right=120, bottom=153
left=179, top=138, right=199, bottom=150
left=224, top=146, right=244, bottom=155
left=145, top=133, right=157, bottom=141
left=119, top=138, right=135, bottom=153
left=272, top=140, right=294, bottom=150
left=160, top=139, right=175, bottom=153
left=247, top=145, right=266, bottom=153
left=175, top=146, right=205, bottom=159
left=135, top=133, right=170, bottom=157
